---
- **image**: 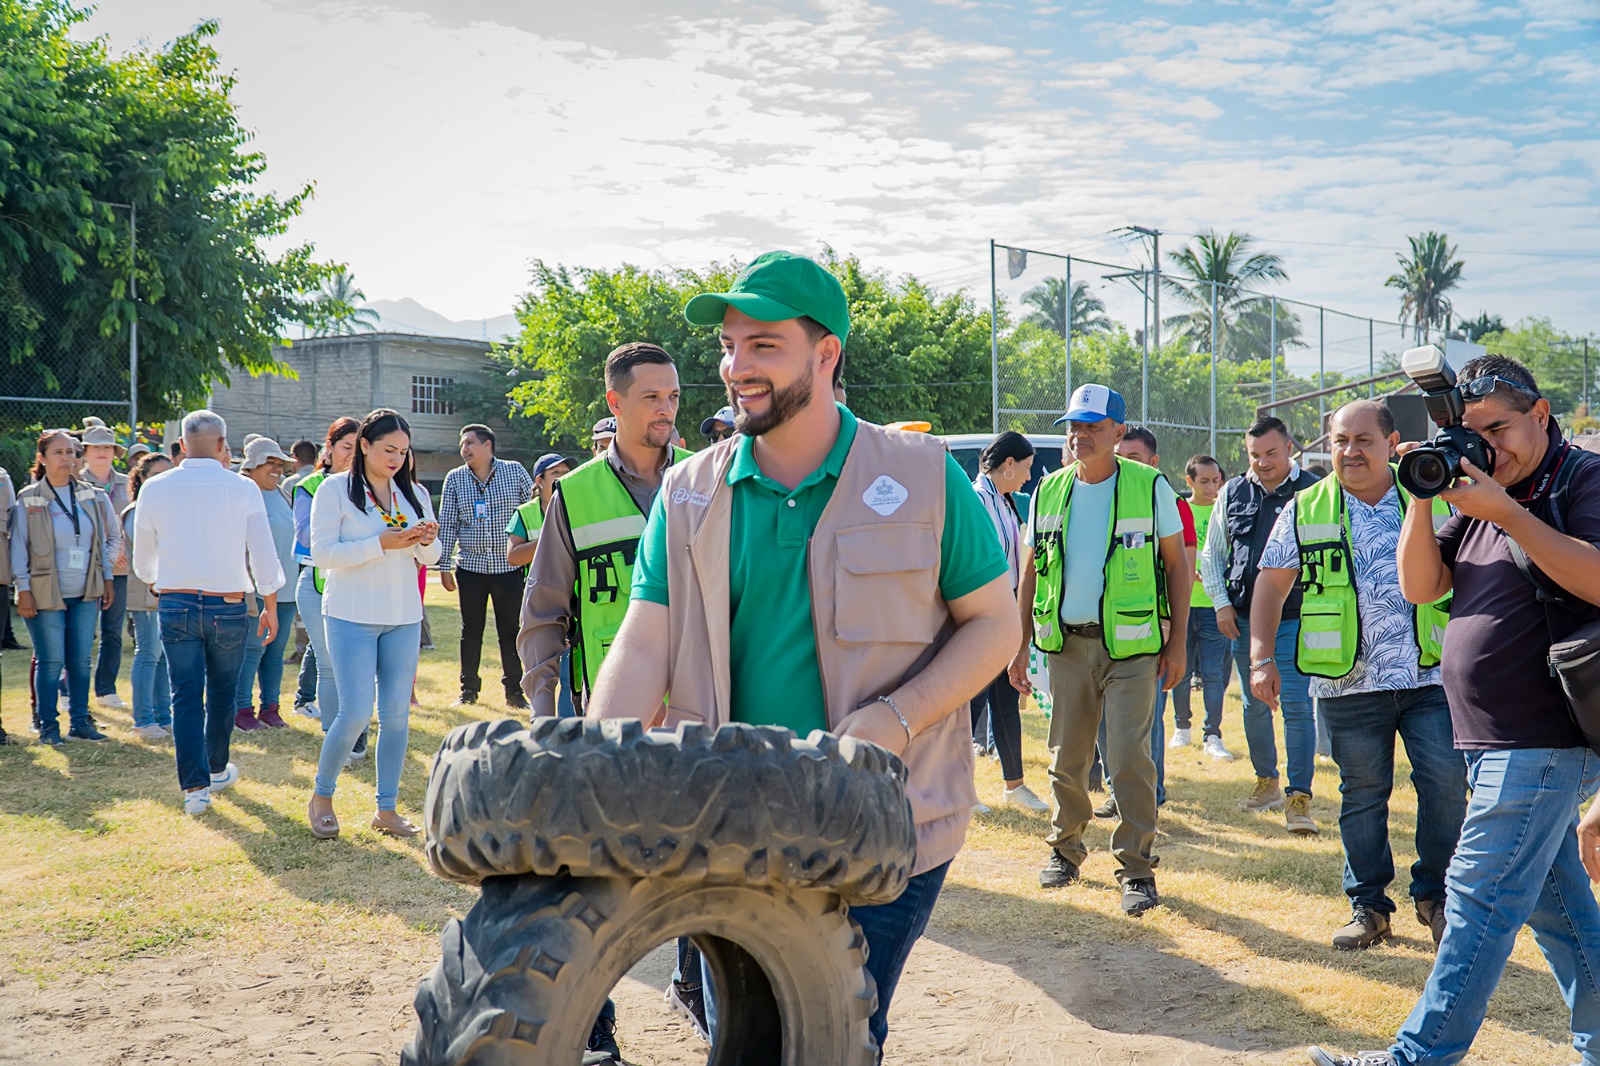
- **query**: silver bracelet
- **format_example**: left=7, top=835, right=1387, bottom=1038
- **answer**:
left=876, top=694, right=912, bottom=742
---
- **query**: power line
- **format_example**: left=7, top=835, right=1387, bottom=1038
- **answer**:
left=1199, top=233, right=1600, bottom=263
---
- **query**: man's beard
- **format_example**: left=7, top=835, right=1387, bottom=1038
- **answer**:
left=731, top=369, right=815, bottom=437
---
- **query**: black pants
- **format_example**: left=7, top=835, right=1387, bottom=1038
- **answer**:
left=456, top=567, right=524, bottom=698
left=970, top=671, right=1024, bottom=782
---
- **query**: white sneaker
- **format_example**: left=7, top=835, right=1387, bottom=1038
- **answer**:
left=1168, top=728, right=1192, bottom=749
left=97, top=693, right=129, bottom=710
left=972, top=801, right=992, bottom=815
left=295, top=702, right=320, bottom=719
left=209, top=763, right=239, bottom=791
left=183, top=788, right=212, bottom=816
left=1203, top=735, right=1235, bottom=760
left=1004, top=784, right=1051, bottom=813
left=133, top=724, right=167, bottom=740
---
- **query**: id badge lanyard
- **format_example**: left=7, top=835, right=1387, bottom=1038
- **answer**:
left=50, top=484, right=87, bottom=570
left=471, top=464, right=495, bottom=523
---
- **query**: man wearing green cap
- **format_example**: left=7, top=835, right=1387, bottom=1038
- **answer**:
left=589, top=250, right=1020, bottom=1058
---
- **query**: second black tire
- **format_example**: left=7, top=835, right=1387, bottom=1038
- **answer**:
left=423, top=717, right=917, bottom=906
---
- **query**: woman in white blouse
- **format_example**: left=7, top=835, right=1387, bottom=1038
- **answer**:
left=307, top=409, right=440, bottom=838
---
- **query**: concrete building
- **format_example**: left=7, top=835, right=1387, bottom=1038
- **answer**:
left=204, top=333, right=512, bottom=486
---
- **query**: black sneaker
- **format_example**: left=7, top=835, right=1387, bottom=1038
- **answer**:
left=1039, top=850, right=1080, bottom=889
left=586, top=1011, right=620, bottom=1064
left=67, top=724, right=108, bottom=742
left=1, top=637, right=23, bottom=650
left=505, top=689, right=530, bottom=711
left=38, top=729, right=64, bottom=746
left=666, top=979, right=710, bottom=1042
left=1121, top=877, right=1160, bottom=916
left=451, top=691, right=478, bottom=707
left=0, top=726, right=10, bottom=746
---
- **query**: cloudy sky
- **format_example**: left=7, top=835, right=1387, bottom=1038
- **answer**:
left=82, top=0, right=1598, bottom=354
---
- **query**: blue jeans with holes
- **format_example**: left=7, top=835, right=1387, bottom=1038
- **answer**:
left=1173, top=605, right=1231, bottom=737
left=1233, top=615, right=1315, bottom=795
left=129, top=609, right=171, bottom=728
left=23, top=597, right=99, bottom=735
left=1391, top=746, right=1600, bottom=1066
left=1320, top=685, right=1466, bottom=915
left=315, top=618, right=420, bottom=810
left=236, top=598, right=298, bottom=708
left=159, top=593, right=248, bottom=791
left=851, top=860, right=950, bottom=1059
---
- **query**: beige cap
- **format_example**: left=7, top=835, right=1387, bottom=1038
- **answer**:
left=80, top=425, right=127, bottom=456
left=241, top=437, right=293, bottom=470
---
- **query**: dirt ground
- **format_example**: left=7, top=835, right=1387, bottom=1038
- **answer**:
left=0, top=845, right=1326, bottom=1066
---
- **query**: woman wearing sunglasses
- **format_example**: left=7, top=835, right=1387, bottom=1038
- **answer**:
left=307, top=409, right=440, bottom=838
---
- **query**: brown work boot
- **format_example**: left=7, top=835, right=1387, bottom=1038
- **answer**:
left=1415, top=898, right=1447, bottom=948
left=1238, top=775, right=1285, bottom=811
left=1285, top=792, right=1318, bottom=835
left=1331, top=905, right=1391, bottom=950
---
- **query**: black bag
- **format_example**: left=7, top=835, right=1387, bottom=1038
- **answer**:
left=1505, top=444, right=1600, bottom=754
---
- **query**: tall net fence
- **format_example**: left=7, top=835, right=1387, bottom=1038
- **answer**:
left=0, top=244, right=136, bottom=473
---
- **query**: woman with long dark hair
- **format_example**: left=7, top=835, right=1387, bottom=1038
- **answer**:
left=293, top=417, right=358, bottom=741
left=307, top=409, right=439, bottom=838
left=125, top=451, right=174, bottom=740
left=971, top=431, right=1050, bottom=813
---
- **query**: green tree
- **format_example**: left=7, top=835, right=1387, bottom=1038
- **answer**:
left=308, top=269, right=380, bottom=336
left=0, top=1, right=337, bottom=428
left=1458, top=311, right=1504, bottom=342
left=1385, top=231, right=1464, bottom=344
left=1020, top=277, right=1112, bottom=337
left=1161, top=230, right=1300, bottom=362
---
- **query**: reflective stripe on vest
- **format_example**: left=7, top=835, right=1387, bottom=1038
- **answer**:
left=1291, top=472, right=1451, bottom=679
left=1029, top=456, right=1168, bottom=660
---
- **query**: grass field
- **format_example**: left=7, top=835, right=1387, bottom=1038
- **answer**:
left=0, top=580, right=1586, bottom=1064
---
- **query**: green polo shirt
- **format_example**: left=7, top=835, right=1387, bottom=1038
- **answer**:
left=632, top=407, right=1008, bottom=737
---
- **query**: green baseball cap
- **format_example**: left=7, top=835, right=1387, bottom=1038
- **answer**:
left=684, top=251, right=850, bottom=349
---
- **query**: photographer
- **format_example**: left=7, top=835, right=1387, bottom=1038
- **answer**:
left=1310, top=356, right=1600, bottom=1066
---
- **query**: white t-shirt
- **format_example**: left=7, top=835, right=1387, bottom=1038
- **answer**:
left=1025, top=470, right=1183, bottom=625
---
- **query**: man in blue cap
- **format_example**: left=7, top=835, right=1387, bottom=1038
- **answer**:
left=700, top=405, right=737, bottom=444
left=1009, top=383, right=1190, bottom=916
left=587, top=250, right=1019, bottom=1059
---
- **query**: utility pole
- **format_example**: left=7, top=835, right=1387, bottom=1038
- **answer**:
left=1128, top=225, right=1161, bottom=355
left=989, top=239, right=999, bottom=433
left=105, top=201, right=139, bottom=438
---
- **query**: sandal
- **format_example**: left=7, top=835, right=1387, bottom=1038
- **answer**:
left=370, top=810, right=421, bottom=838
left=308, top=797, right=340, bottom=839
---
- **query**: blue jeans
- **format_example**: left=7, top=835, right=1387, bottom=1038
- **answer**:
left=23, top=597, right=99, bottom=735
left=94, top=574, right=127, bottom=697
left=129, top=609, right=171, bottom=728
left=295, top=640, right=318, bottom=706
left=316, top=617, right=420, bottom=810
left=851, top=861, right=950, bottom=1058
left=1174, top=605, right=1231, bottom=737
left=1392, top=747, right=1600, bottom=1066
left=236, top=599, right=298, bottom=708
left=1233, top=615, right=1315, bottom=795
left=557, top=646, right=575, bottom=718
left=1321, top=685, right=1466, bottom=914
left=296, top=568, right=339, bottom=730
left=160, top=594, right=248, bottom=791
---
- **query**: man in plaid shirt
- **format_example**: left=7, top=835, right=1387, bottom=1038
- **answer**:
left=436, top=424, right=534, bottom=708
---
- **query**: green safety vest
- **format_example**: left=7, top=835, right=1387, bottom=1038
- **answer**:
left=559, top=448, right=690, bottom=695
left=1190, top=500, right=1215, bottom=608
left=1292, top=469, right=1452, bottom=679
left=295, top=470, right=329, bottom=595
left=510, top=496, right=545, bottom=577
left=1030, top=456, right=1169, bottom=660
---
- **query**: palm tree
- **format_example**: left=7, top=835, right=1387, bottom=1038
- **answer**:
left=1385, top=232, right=1464, bottom=344
left=1458, top=310, right=1503, bottom=342
left=311, top=269, right=380, bottom=336
left=1021, top=277, right=1112, bottom=337
left=1161, top=230, right=1296, bottom=361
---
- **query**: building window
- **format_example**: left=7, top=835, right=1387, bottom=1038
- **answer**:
left=412, top=375, right=455, bottom=415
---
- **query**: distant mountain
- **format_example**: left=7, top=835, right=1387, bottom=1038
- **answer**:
left=365, top=298, right=520, bottom=342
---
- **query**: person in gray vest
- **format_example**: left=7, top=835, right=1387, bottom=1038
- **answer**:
left=1198, top=416, right=1323, bottom=833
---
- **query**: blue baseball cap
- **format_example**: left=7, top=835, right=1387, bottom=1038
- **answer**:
left=699, top=406, right=737, bottom=435
left=530, top=453, right=569, bottom=479
left=1054, top=383, right=1126, bottom=426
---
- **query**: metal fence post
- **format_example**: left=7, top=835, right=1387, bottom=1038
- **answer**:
left=129, top=202, right=138, bottom=436
left=1209, top=280, right=1218, bottom=457
left=1368, top=318, right=1375, bottom=399
left=1318, top=304, right=1326, bottom=433
left=989, top=239, right=998, bottom=433
left=1269, top=294, right=1277, bottom=403
left=1065, top=256, right=1073, bottom=407
left=1141, top=270, right=1150, bottom=424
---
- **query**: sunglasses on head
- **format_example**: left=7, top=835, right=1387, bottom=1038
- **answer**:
left=1461, top=375, right=1539, bottom=401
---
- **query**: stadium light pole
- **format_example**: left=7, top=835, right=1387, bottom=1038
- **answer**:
left=989, top=239, right=999, bottom=433
left=1128, top=226, right=1161, bottom=356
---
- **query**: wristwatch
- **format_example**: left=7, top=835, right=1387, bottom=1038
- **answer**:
left=1251, top=657, right=1276, bottom=669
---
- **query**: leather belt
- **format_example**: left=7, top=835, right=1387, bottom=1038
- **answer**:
left=156, top=589, right=245, bottom=602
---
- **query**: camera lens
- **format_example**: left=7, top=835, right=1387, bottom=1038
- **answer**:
left=1398, top=448, right=1452, bottom=498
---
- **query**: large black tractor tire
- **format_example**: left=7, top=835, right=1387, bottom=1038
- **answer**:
left=423, top=718, right=917, bottom=906
left=402, top=872, right=878, bottom=1066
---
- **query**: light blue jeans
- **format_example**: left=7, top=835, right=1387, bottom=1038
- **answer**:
left=129, top=609, right=171, bottom=728
left=236, top=598, right=298, bottom=709
left=315, top=617, right=420, bottom=811
left=24, top=597, right=99, bottom=734
left=1391, top=746, right=1600, bottom=1065
left=296, top=568, right=339, bottom=731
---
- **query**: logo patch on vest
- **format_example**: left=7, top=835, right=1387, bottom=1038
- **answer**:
left=863, top=475, right=908, bottom=516
left=670, top=487, right=711, bottom=507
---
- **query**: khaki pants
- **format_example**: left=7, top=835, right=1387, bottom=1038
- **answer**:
left=1045, top=629, right=1159, bottom=881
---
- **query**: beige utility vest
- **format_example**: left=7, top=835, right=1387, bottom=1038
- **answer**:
left=120, top=503, right=159, bottom=611
left=18, top=479, right=107, bottom=611
left=0, top=469, right=14, bottom=586
left=657, top=421, right=974, bottom=876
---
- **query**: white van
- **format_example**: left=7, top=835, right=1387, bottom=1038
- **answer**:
left=940, top=432, right=1068, bottom=499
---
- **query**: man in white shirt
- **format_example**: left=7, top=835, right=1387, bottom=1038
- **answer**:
left=134, top=410, right=285, bottom=815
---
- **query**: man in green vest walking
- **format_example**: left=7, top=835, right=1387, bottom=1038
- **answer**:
left=1010, top=384, right=1191, bottom=916
left=1249, top=399, right=1467, bottom=949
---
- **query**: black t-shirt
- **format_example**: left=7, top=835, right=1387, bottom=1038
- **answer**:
left=1437, top=427, right=1600, bottom=749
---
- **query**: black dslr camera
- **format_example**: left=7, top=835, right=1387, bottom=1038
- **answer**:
left=1396, top=345, right=1496, bottom=498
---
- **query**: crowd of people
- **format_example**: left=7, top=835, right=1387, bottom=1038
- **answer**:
left=3, top=248, right=1599, bottom=1066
